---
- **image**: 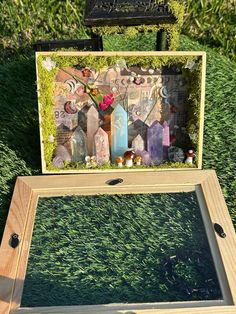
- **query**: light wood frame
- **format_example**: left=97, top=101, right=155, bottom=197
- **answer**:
left=0, top=170, right=235, bottom=314
left=36, top=51, right=206, bottom=174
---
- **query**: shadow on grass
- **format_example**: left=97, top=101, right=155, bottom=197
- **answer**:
left=0, top=56, right=40, bottom=168
left=0, top=56, right=41, bottom=240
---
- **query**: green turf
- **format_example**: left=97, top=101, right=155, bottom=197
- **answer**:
left=0, top=35, right=235, bottom=243
left=21, top=192, right=221, bottom=306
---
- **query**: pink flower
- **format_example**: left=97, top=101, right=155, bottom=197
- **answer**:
left=99, top=94, right=114, bottom=111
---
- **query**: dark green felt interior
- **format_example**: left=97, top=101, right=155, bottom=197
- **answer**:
left=21, top=192, right=221, bottom=307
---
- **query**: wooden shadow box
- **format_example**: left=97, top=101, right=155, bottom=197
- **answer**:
left=0, top=171, right=235, bottom=313
left=35, top=51, right=206, bottom=173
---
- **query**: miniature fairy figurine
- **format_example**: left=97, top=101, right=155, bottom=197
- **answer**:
left=185, top=150, right=195, bottom=164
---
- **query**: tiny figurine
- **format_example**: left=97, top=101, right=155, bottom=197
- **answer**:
left=115, top=156, right=124, bottom=167
left=124, top=150, right=135, bottom=167
left=185, top=149, right=195, bottom=164
left=134, top=155, right=142, bottom=166
left=85, top=156, right=97, bottom=168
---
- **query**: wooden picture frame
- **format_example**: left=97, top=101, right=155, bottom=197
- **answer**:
left=36, top=51, right=206, bottom=174
left=0, top=170, right=235, bottom=313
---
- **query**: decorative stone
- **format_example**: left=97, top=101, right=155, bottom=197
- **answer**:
left=163, top=121, right=170, bottom=146
left=124, top=150, right=135, bottom=167
left=71, top=126, right=87, bottom=162
left=102, top=114, right=111, bottom=147
left=168, top=146, right=185, bottom=163
left=56, top=124, right=73, bottom=156
left=140, top=150, right=151, bottom=166
left=87, top=106, right=99, bottom=155
left=163, top=121, right=170, bottom=159
left=132, top=134, right=145, bottom=152
left=147, top=121, right=163, bottom=165
left=128, top=119, right=148, bottom=148
left=55, top=145, right=71, bottom=162
left=52, top=156, right=64, bottom=168
left=94, top=127, right=110, bottom=165
left=111, top=104, right=128, bottom=162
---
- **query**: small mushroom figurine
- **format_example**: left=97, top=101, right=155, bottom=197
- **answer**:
left=124, top=150, right=135, bottom=167
left=134, top=155, right=142, bottom=166
left=185, top=149, right=195, bottom=164
left=115, top=156, right=124, bottom=167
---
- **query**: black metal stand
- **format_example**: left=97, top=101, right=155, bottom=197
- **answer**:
left=156, top=29, right=169, bottom=51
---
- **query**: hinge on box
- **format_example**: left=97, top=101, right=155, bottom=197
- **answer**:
left=214, top=223, right=226, bottom=238
left=9, top=233, right=20, bottom=248
left=106, top=178, right=123, bottom=185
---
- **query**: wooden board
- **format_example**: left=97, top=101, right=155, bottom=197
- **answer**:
left=0, top=170, right=235, bottom=313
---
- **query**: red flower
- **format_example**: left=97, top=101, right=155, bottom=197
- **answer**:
left=99, top=94, right=114, bottom=111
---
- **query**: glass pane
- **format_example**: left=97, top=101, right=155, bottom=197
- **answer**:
left=21, top=192, right=222, bottom=307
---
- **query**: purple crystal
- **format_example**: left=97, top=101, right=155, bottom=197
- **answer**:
left=147, top=121, right=163, bottom=165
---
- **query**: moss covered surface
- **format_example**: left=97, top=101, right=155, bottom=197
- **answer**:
left=22, top=192, right=221, bottom=306
left=91, top=0, right=184, bottom=51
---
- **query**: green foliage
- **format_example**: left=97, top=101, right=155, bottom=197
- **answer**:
left=180, top=35, right=236, bottom=227
left=22, top=192, right=220, bottom=306
left=181, top=0, right=236, bottom=61
left=0, top=142, right=32, bottom=239
left=0, top=0, right=87, bottom=61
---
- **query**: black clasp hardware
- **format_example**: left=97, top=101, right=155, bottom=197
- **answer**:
left=214, top=223, right=226, bottom=238
left=106, top=178, right=123, bottom=185
left=10, top=233, right=20, bottom=248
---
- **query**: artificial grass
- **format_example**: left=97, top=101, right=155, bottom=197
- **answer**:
left=21, top=192, right=221, bottom=306
left=0, top=1, right=235, bottom=62
left=0, top=36, right=235, bottom=242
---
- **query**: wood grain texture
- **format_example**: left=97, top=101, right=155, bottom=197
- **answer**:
left=0, top=178, right=33, bottom=314
left=200, top=171, right=236, bottom=304
left=0, top=170, right=235, bottom=314
left=10, top=194, right=39, bottom=313
left=197, top=51, right=206, bottom=169
left=16, top=305, right=236, bottom=314
left=19, top=170, right=211, bottom=193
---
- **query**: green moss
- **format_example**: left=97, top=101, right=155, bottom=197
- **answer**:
left=91, top=0, right=184, bottom=50
left=37, top=56, right=57, bottom=168
left=37, top=53, right=202, bottom=171
left=47, top=161, right=195, bottom=172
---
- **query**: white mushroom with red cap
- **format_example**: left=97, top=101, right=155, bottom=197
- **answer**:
left=124, top=150, right=135, bottom=167
left=185, top=150, right=195, bottom=164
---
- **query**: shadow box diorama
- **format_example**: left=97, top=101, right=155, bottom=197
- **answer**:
left=36, top=51, right=206, bottom=173
left=0, top=171, right=236, bottom=314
